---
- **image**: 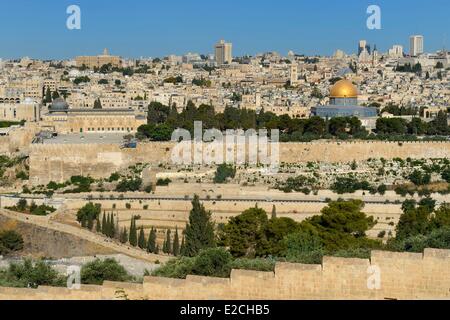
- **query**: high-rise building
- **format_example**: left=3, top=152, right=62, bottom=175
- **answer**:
left=410, top=35, right=424, bottom=57
left=214, top=40, right=233, bottom=65
left=358, top=40, right=370, bottom=56
left=358, top=40, right=367, bottom=56
left=388, top=45, right=404, bottom=58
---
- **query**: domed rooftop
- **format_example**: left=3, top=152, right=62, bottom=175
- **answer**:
left=49, top=98, right=69, bottom=111
left=330, top=79, right=358, bottom=98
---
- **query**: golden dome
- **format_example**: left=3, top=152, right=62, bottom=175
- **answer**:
left=329, top=79, right=358, bottom=98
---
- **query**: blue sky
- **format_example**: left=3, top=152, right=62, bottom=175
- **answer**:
left=0, top=0, right=448, bottom=59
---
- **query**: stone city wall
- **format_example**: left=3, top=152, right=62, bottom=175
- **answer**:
left=0, top=249, right=449, bottom=300
left=29, top=141, right=450, bottom=185
left=0, top=124, right=40, bottom=156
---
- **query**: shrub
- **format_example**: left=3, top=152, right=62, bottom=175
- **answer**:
left=15, top=171, right=29, bottom=180
left=0, top=230, right=24, bottom=255
left=409, top=170, right=431, bottom=186
left=152, top=257, right=196, bottom=279
left=156, top=178, right=172, bottom=186
left=230, top=258, right=276, bottom=272
left=331, top=176, right=372, bottom=194
left=80, top=258, right=132, bottom=285
left=0, top=259, right=66, bottom=288
left=191, top=248, right=233, bottom=278
left=116, top=178, right=142, bottom=192
left=213, top=164, right=236, bottom=184
left=108, top=172, right=120, bottom=182
left=377, top=231, right=386, bottom=238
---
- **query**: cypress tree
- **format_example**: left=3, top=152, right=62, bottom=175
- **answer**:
left=120, top=227, right=128, bottom=244
left=165, top=229, right=172, bottom=254
left=101, top=213, right=107, bottom=235
left=52, top=90, right=60, bottom=100
left=271, top=205, right=277, bottom=219
left=138, top=226, right=146, bottom=249
left=162, top=238, right=167, bottom=254
left=172, top=227, right=180, bottom=256
left=110, top=214, right=116, bottom=238
left=155, top=244, right=159, bottom=254
left=129, top=217, right=137, bottom=247
left=115, top=216, right=120, bottom=240
left=106, top=213, right=111, bottom=237
left=184, top=195, right=216, bottom=257
left=180, top=236, right=185, bottom=256
left=147, top=228, right=156, bottom=253
left=44, top=87, right=52, bottom=103
left=96, top=218, right=101, bottom=233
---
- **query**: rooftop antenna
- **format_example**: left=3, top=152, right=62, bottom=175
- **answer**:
left=443, top=33, right=447, bottom=53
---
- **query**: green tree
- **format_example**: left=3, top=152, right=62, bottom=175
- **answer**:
left=119, top=227, right=128, bottom=244
left=191, top=248, right=233, bottom=278
left=106, top=213, right=112, bottom=237
left=44, top=87, right=52, bottom=104
left=129, top=217, right=138, bottom=247
left=271, top=205, right=277, bottom=219
left=87, top=215, right=94, bottom=230
left=183, top=195, right=216, bottom=257
left=95, top=218, right=101, bottom=233
left=138, top=226, right=146, bottom=249
left=77, top=203, right=101, bottom=225
left=180, top=236, right=185, bottom=256
left=214, top=164, right=236, bottom=183
left=52, top=90, right=60, bottom=100
left=409, top=170, right=431, bottom=186
left=282, top=229, right=324, bottom=264
left=221, top=207, right=269, bottom=258
left=147, top=228, right=157, bottom=253
left=163, top=229, right=172, bottom=254
left=16, top=199, right=27, bottom=212
left=110, top=214, right=116, bottom=238
left=101, top=213, right=107, bottom=235
left=0, top=230, right=24, bottom=255
left=173, top=227, right=180, bottom=257
left=80, top=258, right=132, bottom=285
left=93, top=98, right=102, bottom=109
left=428, top=111, right=449, bottom=135
left=307, top=200, right=378, bottom=251
left=4, top=259, right=66, bottom=288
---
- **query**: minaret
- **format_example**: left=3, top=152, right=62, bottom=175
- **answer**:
left=290, top=64, right=298, bottom=86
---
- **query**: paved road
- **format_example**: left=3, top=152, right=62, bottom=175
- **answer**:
left=0, top=208, right=170, bottom=264
left=77, top=195, right=404, bottom=205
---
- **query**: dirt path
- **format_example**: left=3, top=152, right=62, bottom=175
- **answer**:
left=0, top=209, right=170, bottom=264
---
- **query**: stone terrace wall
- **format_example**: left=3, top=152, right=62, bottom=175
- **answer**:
left=0, top=214, right=116, bottom=258
left=29, top=141, right=450, bottom=185
left=0, top=249, right=449, bottom=300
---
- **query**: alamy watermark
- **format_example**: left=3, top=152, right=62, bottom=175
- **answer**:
left=67, top=265, right=81, bottom=290
left=170, top=121, right=280, bottom=175
left=67, top=5, right=81, bottom=30
left=366, top=5, right=381, bottom=30
left=367, top=265, right=381, bottom=290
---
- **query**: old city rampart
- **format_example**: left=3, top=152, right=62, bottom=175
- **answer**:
left=0, top=248, right=449, bottom=300
left=29, top=141, right=450, bottom=185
